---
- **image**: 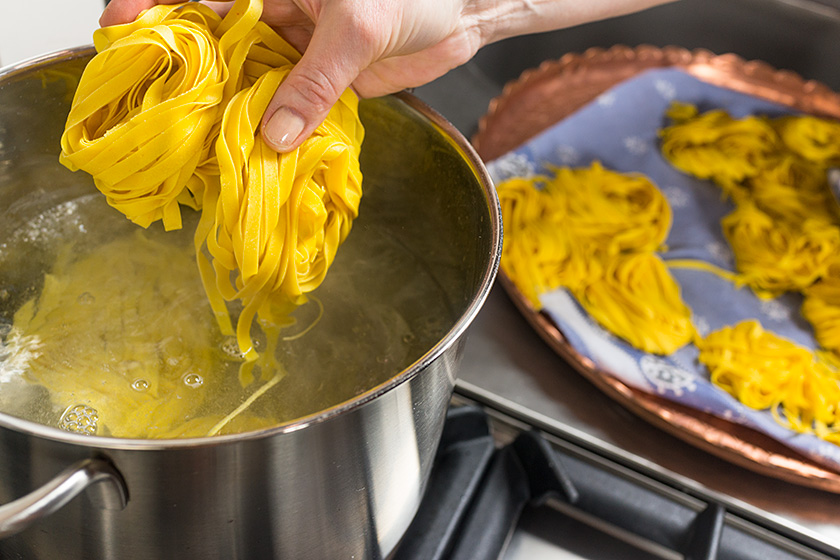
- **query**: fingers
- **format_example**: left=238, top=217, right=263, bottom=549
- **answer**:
left=99, top=0, right=180, bottom=26
left=100, top=0, right=377, bottom=153
left=261, top=9, right=377, bottom=152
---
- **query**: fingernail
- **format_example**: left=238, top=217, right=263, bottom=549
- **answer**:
left=264, top=107, right=305, bottom=152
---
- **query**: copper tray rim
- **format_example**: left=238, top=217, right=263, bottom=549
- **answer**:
left=474, top=44, right=840, bottom=161
left=472, top=44, right=840, bottom=493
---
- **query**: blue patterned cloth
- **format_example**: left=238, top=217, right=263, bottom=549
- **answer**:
left=486, top=68, right=840, bottom=471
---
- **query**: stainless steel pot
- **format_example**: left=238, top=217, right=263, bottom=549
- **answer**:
left=0, top=48, right=501, bottom=559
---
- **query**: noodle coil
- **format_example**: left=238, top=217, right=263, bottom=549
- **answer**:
left=60, top=3, right=228, bottom=230
left=58, top=0, right=364, bottom=360
left=698, top=320, right=840, bottom=442
left=496, top=162, right=693, bottom=355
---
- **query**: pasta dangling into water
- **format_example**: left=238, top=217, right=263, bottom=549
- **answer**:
left=200, top=68, right=362, bottom=361
left=58, top=0, right=364, bottom=362
left=19, top=0, right=367, bottom=437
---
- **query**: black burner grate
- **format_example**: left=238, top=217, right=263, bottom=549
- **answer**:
left=393, top=405, right=840, bottom=560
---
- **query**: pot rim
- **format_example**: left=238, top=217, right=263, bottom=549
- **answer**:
left=0, top=46, right=502, bottom=450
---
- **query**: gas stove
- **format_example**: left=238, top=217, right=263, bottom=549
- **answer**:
left=394, top=396, right=839, bottom=560
left=389, top=293, right=840, bottom=560
left=408, top=1, right=840, bottom=557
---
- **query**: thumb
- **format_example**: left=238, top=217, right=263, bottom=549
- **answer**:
left=260, top=13, right=374, bottom=152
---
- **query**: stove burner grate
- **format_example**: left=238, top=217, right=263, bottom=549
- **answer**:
left=393, top=405, right=839, bottom=560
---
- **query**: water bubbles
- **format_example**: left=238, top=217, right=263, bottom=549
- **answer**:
left=183, top=372, right=204, bottom=388
left=59, top=404, right=99, bottom=435
left=77, top=292, right=95, bottom=305
left=131, top=378, right=150, bottom=392
left=220, top=337, right=245, bottom=360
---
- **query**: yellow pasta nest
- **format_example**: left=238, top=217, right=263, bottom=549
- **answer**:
left=802, top=258, right=840, bottom=357
left=575, top=253, right=695, bottom=354
left=59, top=0, right=364, bottom=360
left=698, top=320, right=840, bottom=442
left=60, top=3, right=229, bottom=230
left=720, top=201, right=839, bottom=295
left=661, top=103, right=840, bottom=300
left=659, top=102, right=780, bottom=201
left=774, top=115, right=840, bottom=166
left=497, top=162, right=693, bottom=355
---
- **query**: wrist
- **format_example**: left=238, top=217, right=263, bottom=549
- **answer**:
left=465, top=0, right=677, bottom=48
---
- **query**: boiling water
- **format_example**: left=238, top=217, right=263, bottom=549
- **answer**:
left=0, top=182, right=456, bottom=438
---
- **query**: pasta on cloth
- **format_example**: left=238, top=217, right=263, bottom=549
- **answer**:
left=698, top=320, right=840, bottom=444
left=488, top=68, right=840, bottom=471
left=497, top=163, right=694, bottom=355
left=658, top=103, right=840, bottom=440
left=59, top=0, right=364, bottom=360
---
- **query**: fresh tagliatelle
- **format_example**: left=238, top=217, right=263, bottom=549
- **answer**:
left=200, top=68, right=362, bottom=361
left=660, top=102, right=840, bottom=444
left=698, top=320, right=840, bottom=443
left=29, top=0, right=364, bottom=437
left=60, top=2, right=229, bottom=230
left=803, top=257, right=840, bottom=358
left=59, top=0, right=363, bottom=362
left=496, top=162, right=694, bottom=355
left=575, top=252, right=695, bottom=354
left=497, top=102, right=840, bottom=447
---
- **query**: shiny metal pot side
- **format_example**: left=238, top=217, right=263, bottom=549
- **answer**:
left=0, top=48, right=501, bottom=560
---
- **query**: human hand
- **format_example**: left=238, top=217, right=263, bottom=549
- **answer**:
left=100, top=0, right=674, bottom=152
left=101, top=0, right=486, bottom=153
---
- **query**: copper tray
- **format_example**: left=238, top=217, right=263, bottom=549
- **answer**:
left=472, top=45, right=840, bottom=493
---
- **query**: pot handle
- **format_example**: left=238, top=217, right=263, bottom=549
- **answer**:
left=0, top=457, right=128, bottom=539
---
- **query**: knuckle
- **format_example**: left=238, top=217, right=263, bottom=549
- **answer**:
left=287, top=66, right=341, bottom=114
